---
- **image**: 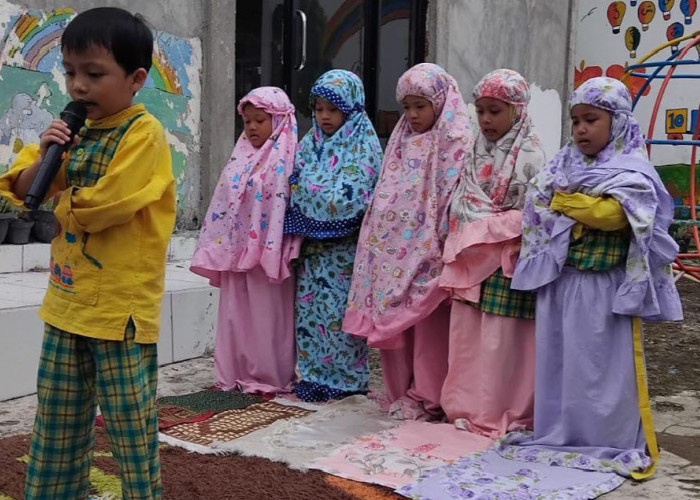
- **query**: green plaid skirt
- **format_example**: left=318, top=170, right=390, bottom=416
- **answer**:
left=566, top=227, right=630, bottom=271
left=464, top=228, right=629, bottom=320
left=470, top=268, right=536, bottom=320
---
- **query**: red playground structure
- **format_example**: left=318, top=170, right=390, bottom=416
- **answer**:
left=626, top=31, right=700, bottom=281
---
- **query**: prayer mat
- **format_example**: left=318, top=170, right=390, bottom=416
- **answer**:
left=311, top=421, right=494, bottom=489
left=0, top=428, right=401, bottom=500
left=160, top=400, right=314, bottom=448
left=95, top=402, right=217, bottom=431
left=211, top=395, right=399, bottom=470
left=155, top=387, right=264, bottom=414
left=397, top=449, right=625, bottom=499
left=156, top=404, right=215, bottom=430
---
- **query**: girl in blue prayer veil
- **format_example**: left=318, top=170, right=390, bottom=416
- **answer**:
left=284, top=69, right=382, bottom=402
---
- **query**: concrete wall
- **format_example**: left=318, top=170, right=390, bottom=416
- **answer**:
left=14, top=0, right=203, bottom=34
left=427, top=0, right=575, bottom=159
left=200, top=1, right=237, bottom=228
left=0, top=0, right=237, bottom=229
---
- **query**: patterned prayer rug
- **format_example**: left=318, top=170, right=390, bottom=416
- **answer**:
left=211, top=395, right=399, bottom=470
left=311, top=421, right=494, bottom=489
left=156, top=404, right=215, bottom=430
left=156, top=388, right=264, bottom=414
left=160, top=400, right=314, bottom=448
left=96, top=388, right=253, bottom=431
left=397, top=449, right=625, bottom=499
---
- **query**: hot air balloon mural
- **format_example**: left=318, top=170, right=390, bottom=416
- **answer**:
left=666, top=22, right=685, bottom=55
left=607, top=1, right=627, bottom=33
left=680, top=0, right=697, bottom=24
left=625, top=26, right=641, bottom=57
left=638, top=1, right=656, bottom=30
left=658, top=0, right=675, bottom=20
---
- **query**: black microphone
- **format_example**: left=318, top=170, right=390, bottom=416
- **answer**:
left=24, top=101, right=87, bottom=210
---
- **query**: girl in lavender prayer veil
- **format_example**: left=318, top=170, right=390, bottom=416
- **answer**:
left=507, top=76, right=682, bottom=479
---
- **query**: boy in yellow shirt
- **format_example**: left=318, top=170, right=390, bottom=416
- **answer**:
left=0, top=7, right=175, bottom=499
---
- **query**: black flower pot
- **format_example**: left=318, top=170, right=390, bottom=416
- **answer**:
left=7, top=218, right=34, bottom=245
left=0, top=213, right=13, bottom=244
left=30, top=210, right=57, bottom=243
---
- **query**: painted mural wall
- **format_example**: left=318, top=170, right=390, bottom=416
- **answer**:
left=0, top=0, right=202, bottom=225
left=573, top=0, right=700, bottom=207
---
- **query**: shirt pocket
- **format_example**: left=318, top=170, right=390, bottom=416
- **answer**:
left=47, top=218, right=102, bottom=305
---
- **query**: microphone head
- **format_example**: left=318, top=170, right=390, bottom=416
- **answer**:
left=60, top=101, right=88, bottom=133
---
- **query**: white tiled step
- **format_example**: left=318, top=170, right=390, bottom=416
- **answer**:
left=0, top=231, right=199, bottom=274
left=0, top=261, right=218, bottom=401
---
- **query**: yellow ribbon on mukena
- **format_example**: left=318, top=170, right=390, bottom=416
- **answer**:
left=630, top=316, right=659, bottom=481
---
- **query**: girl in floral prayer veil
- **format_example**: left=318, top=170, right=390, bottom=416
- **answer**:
left=439, top=69, right=546, bottom=437
left=343, top=63, right=473, bottom=420
left=191, top=87, right=299, bottom=394
left=506, top=77, right=682, bottom=479
left=283, top=69, right=382, bottom=403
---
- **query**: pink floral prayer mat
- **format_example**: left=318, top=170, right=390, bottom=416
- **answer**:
left=311, top=420, right=493, bottom=489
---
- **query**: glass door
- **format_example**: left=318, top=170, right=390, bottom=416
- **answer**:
left=284, top=0, right=366, bottom=134
left=235, top=0, right=427, bottom=137
left=233, top=0, right=285, bottom=135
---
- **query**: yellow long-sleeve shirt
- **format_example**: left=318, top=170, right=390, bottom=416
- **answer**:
left=550, top=191, right=629, bottom=238
left=0, top=104, right=176, bottom=342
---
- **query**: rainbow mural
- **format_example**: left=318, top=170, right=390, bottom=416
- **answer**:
left=323, top=0, right=411, bottom=60
left=1, top=7, right=189, bottom=97
left=0, top=2, right=201, bottom=221
left=151, top=49, right=182, bottom=96
left=2, top=8, right=71, bottom=71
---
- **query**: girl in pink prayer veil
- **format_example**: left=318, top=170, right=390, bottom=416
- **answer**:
left=191, top=87, right=299, bottom=394
left=343, top=63, right=473, bottom=420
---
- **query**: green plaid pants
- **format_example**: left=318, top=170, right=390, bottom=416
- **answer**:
left=24, top=322, right=161, bottom=500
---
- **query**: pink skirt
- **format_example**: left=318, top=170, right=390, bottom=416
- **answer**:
left=214, top=267, right=296, bottom=394
left=440, top=301, right=534, bottom=437
left=380, top=302, right=451, bottom=419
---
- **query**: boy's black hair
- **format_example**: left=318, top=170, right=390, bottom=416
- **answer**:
left=61, top=7, right=153, bottom=74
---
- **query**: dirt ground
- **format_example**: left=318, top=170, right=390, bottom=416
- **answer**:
left=645, top=278, right=700, bottom=397
left=644, top=277, right=700, bottom=468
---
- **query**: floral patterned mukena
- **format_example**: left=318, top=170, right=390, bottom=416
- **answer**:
left=284, top=70, right=382, bottom=402
left=449, top=68, right=545, bottom=225
left=191, top=87, right=299, bottom=284
left=283, top=69, right=383, bottom=238
left=512, top=77, right=682, bottom=322
left=441, top=68, right=546, bottom=302
left=343, top=63, right=474, bottom=348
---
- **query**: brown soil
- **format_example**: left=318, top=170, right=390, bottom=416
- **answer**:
left=656, top=433, right=700, bottom=469
left=644, top=278, right=700, bottom=397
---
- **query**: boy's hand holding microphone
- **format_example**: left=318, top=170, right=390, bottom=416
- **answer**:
left=24, top=101, right=86, bottom=210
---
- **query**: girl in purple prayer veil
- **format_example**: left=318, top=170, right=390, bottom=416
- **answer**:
left=507, top=77, right=683, bottom=479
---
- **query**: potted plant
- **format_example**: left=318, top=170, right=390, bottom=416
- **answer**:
left=0, top=198, right=14, bottom=244
left=7, top=212, right=34, bottom=244
left=29, top=199, right=58, bottom=243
